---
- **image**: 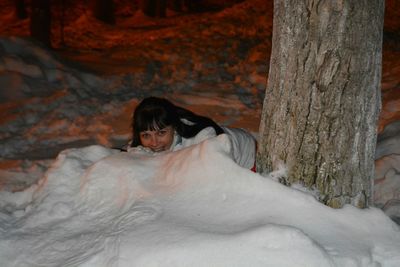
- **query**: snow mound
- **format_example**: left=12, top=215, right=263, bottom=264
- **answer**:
left=375, top=120, right=400, bottom=218
left=0, top=37, right=106, bottom=102
left=1, top=135, right=399, bottom=266
left=375, top=154, right=400, bottom=206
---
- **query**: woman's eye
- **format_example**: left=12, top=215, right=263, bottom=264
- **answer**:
left=158, top=130, right=167, bottom=136
left=140, top=133, right=150, bottom=139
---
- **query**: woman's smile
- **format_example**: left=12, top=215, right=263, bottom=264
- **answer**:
left=139, top=126, right=175, bottom=152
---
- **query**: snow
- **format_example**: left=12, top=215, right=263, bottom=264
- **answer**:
left=1, top=137, right=400, bottom=267
left=1, top=0, right=400, bottom=265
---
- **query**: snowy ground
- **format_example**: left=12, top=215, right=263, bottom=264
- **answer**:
left=1, top=137, right=400, bottom=267
left=0, top=0, right=400, bottom=266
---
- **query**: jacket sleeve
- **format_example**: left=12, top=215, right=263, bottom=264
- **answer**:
left=222, top=127, right=256, bottom=169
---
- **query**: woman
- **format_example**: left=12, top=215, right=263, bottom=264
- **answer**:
left=128, top=97, right=256, bottom=170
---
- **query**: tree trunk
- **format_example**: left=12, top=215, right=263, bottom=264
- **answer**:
left=15, top=0, right=28, bottom=19
left=140, top=0, right=156, bottom=17
left=140, top=0, right=166, bottom=17
left=59, top=0, right=66, bottom=47
left=183, top=0, right=196, bottom=12
left=169, top=0, right=183, bottom=12
left=257, top=0, right=384, bottom=208
left=93, top=0, right=115, bottom=24
left=155, top=0, right=166, bottom=17
left=30, top=0, right=52, bottom=48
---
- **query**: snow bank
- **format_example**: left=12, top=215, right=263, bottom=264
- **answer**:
left=1, top=135, right=399, bottom=266
left=0, top=37, right=133, bottom=159
left=375, top=121, right=400, bottom=209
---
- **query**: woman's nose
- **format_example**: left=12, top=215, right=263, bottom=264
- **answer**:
left=150, top=136, right=158, bottom=146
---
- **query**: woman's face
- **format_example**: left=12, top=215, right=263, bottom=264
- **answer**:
left=139, top=126, right=175, bottom=152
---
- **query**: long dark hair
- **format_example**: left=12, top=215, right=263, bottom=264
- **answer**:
left=131, top=97, right=224, bottom=147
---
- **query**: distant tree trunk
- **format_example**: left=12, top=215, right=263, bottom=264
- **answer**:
left=169, top=0, right=183, bottom=12
left=183, top=0, right=197, bottom=12
left=30, top=0, right=52, bottom=48
left=140, top=0, right=155, bottom=17
left=257, top=0, right=384, bottom=208
left=15, top=0, right=28, bottom=19
left=140, top=0, right=166, bottom=17
left=155, top=0, right=167, bottom=17
left=59, top=0, right=66, bottom=47
left=93, top=0, right=115, bottom=24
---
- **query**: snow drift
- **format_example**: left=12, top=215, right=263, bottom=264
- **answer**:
left=1, top=135, right=399, bottom=266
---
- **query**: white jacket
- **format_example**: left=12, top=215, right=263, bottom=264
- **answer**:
left=128, top=126, right=256, bottom=169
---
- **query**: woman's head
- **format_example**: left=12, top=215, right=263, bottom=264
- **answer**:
left=131, top=97, right=224, bottom=151
left=131, top=97, right=178, bottom=151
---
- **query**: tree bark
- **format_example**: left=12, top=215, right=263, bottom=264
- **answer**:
left=30, top=0, right=52, bottom=48
left=15, top=0, right=28, bottom=19
left=257, top=0, right=384, bottom=208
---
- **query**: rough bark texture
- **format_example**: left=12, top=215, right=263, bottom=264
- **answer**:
left=257, top=0, right=384, bottom=208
